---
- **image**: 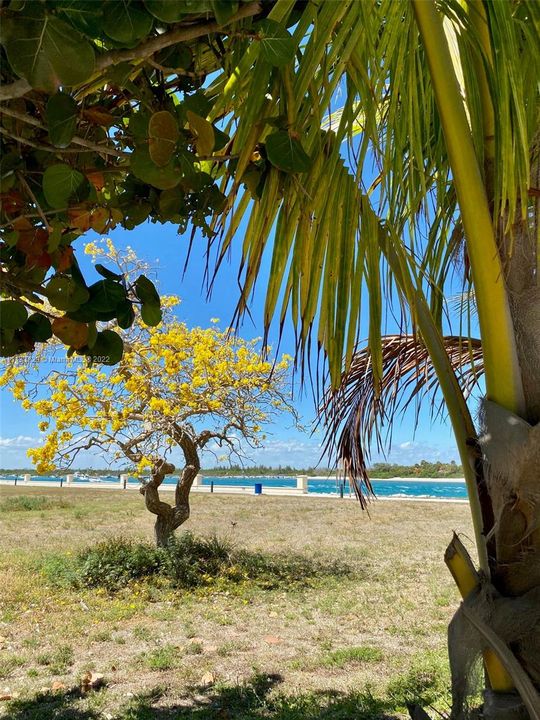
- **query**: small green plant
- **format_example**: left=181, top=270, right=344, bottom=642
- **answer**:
left=217, top=642, right=238, bottom=657
left=0, top=652, right=25, bottom=679
left=132, top=626, right=152, bottom=641
left=37, top=652, right=52, bottom=666
left=185, top=641, right=203, bottom=655
left=144, top=644, right=180, bottom=671
left=159, top=533, right=234, bottom=588
left=38, top=554, right=79, bottom=588
left=36, top=645, right=74, bottom=674
left=320, top=646, right=384, bottom=667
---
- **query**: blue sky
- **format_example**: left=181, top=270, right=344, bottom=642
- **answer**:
left=0, top=220, right=460, bottom=470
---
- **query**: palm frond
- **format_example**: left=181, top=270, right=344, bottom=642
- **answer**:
left=320, top=335, right=484, bottom=504
left=205, top=0, right=537, bottom=388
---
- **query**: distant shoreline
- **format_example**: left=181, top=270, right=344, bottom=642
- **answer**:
left=0, top=479, right=469, bottom=503
left=0, top=474, right=466, bottom=484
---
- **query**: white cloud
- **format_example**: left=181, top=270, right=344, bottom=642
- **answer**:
left=201, top=437, right=324, bottom=469
left=0, top=431, right=459, bottom=471
left=373, top=440, right=459, bottom=465
left=0, top=436, right=39, bottom=448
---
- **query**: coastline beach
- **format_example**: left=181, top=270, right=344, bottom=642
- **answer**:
left=0, top=473, right=469, bottom=502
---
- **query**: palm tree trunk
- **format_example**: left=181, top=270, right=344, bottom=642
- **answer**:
left=486, top=128, right=540, bottom=692
left=412, top=1, right=539, bottom=712
left=481, top=400, right=540, bottom=685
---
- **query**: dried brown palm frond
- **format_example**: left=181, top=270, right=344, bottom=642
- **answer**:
left=320, top=334, right=483, bottom=506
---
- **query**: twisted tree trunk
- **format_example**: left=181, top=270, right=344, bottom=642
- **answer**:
left=139, top=441, right=201, bottom=548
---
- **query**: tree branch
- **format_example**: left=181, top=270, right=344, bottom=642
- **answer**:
left=139, top=458, right=175, bottom=517
left=0, top=126, right=93, bottom=153
left=0, top=2, right=262, bottom=102
left=0, top=107, right=128, bottom=158
left=16, top=171, right=50, bottom=231
left=197, top=422, right=244, bottom=449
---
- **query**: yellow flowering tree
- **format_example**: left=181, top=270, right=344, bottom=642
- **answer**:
left=2, top=247, right=293, bottom=547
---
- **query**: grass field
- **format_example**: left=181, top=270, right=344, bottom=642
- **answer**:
left=0, top=486, right=474, bottom=719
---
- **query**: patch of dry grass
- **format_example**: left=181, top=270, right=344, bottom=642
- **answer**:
left=0, top=486, right=474, bottom=718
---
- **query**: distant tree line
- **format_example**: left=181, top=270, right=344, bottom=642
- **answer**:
left=2, top=461, right=463, bottom=479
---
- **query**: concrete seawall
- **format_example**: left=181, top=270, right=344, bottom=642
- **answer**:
left=0, top=475, right=468, bottom=503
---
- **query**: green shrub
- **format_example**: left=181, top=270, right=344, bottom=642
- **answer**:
left=161, top=532, right=234, bottom=588
left=38, top=532, right=351, bottom=593
left=76, top=538, right=162, bottom=590
left=234, top=549, right=349, bottom=589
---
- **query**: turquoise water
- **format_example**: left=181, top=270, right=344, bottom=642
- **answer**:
left=0, top=474, right=468, bottom=500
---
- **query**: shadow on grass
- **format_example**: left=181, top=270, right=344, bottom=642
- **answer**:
left=6, top=673, right=400, bottom=720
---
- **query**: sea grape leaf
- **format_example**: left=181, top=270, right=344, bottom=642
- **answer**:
left=86, top=280, right=126, bottom=313
left=257, top=20, right=296, bottom=67
left=131, top=147, right=181, bottom=190
left=89, top=207, right=110, bottom=233
left=107, top=62, right=135, bottom=89
left=211, top=1, right=239, bottom=25
left=144, top=0, right=185, bottom=23
left=95, top=264, right=124, bottom=282
left=183, top=91, right=212, bottom=119
left=156, top=44, right=193, bottom=70
left=187, top=111, right=215, bottom=156
left=265, top=131, right=311, bottom=173
left=135, top=275, right=162, bottom=326
left=1, top=9, right=95, bottom=92
left=54, top=1, right=104, bottom=37
left=52, top=316, right=89, bottom=349
left=42, top=164, right=85, bottom=208
left=140, top=302, right=162, bottom=326
left=87, top=321, right=98, bottom=349
left=116, top=301, right=136, bottom=329
left=129, top=111, right=150, bottom=144
left=84, top=329, right=123, bottom=365
left=134, top=275, right=160, bottom=305
left=47, top=222, right=63, bottom=253
left=179, top=0, right=212, bottom=13
left=46, top=92, right=78, bottom=148
left=46, top=276, right=90, bottom=312
left=159, top=187, right=186, bottom=219
left=103, top=2, right=154, bottom=46
left=148, top=111, right=180, bottom=167
left=0, top=300, right=28, bottom=330
left=24, top=313, right=53, bottom=342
